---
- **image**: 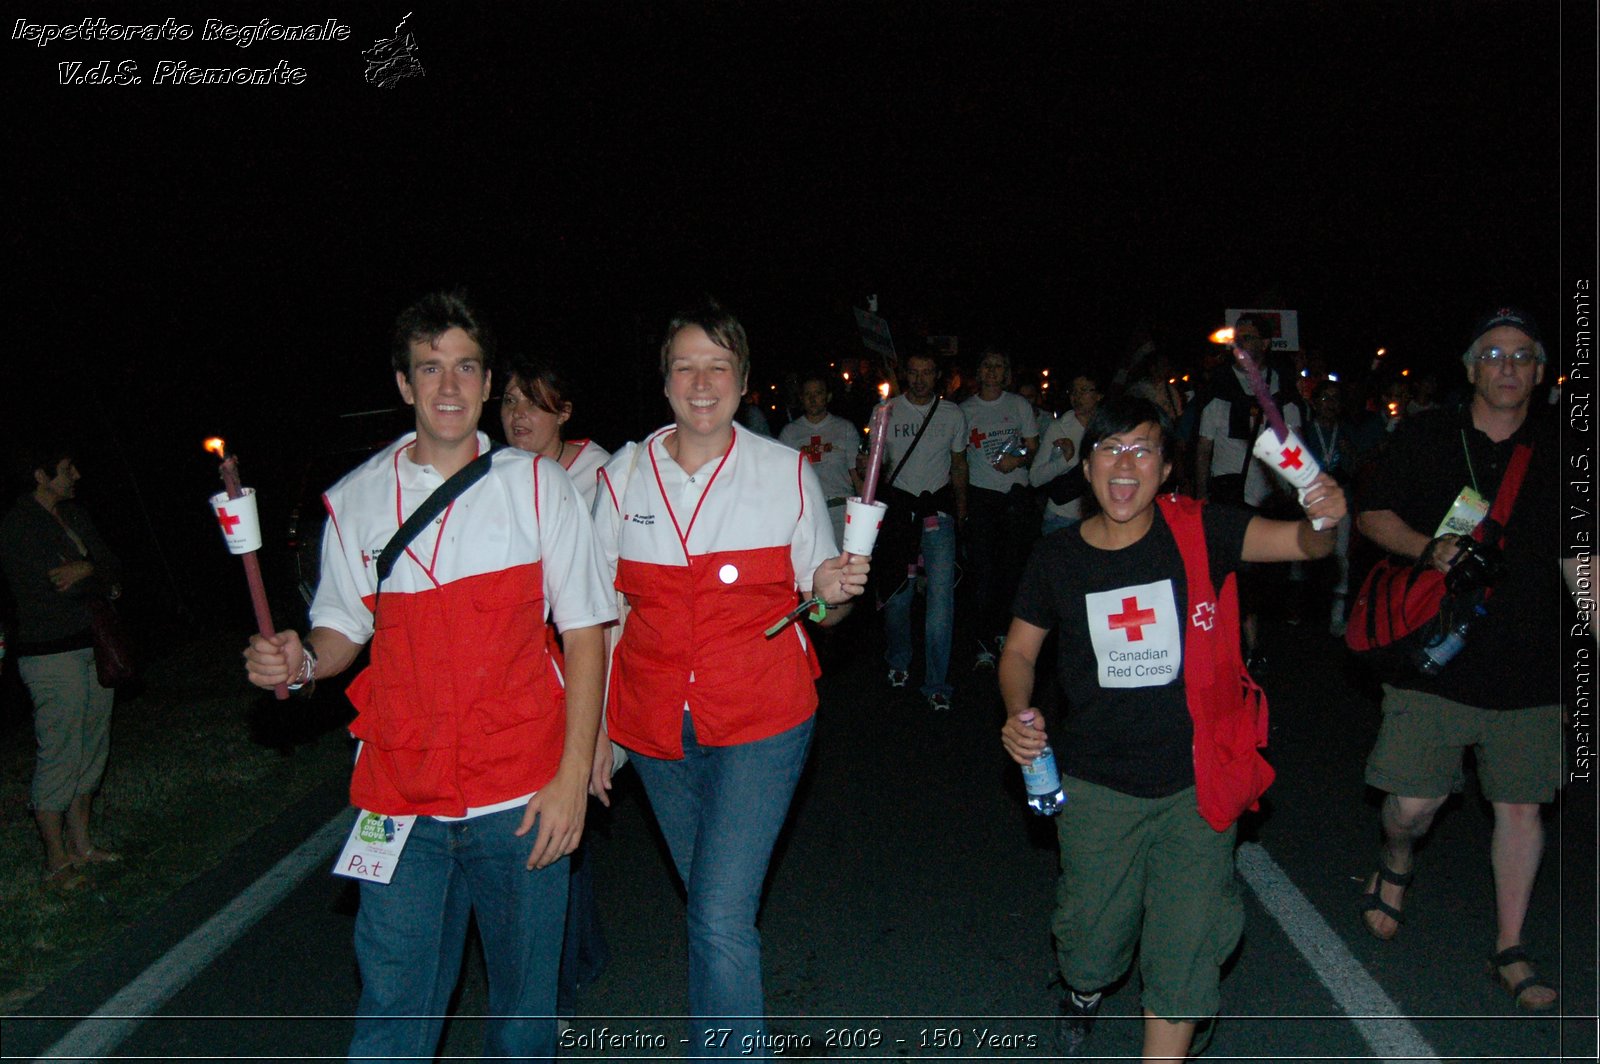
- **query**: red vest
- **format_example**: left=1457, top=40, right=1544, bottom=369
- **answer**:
left=321, top=439, right=570, bottom=816
left=604, top=430, right=822, bottom=759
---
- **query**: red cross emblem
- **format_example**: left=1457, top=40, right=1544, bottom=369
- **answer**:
left=969, top=427, right=988, bottom=450
left=1108, top=596, right=1157, bottom=642
left=361, top=551, right=372, bottom=567
left=802, top=435, right=829, bottom=463
left=1191, top=601, right=1216, bottom=630
left=1278, top=446, right=1304, bottom=470
left=216, top=507, right=241, bottom=535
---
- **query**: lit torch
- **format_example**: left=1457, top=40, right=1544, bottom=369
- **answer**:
left=206, top=438, right=287, bottom=700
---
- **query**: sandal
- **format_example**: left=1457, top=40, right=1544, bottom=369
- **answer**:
left=42, top=864, right=88, bottom=894
left=1359, top=862, right=1413, bottom=940
left=71, top=846, right=122, bottom=866
left=1487, top=946, right=1558, bottom=1011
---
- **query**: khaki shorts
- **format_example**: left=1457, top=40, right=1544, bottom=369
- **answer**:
left=1052, top=778, right=1243, bottom=1021
left=1365, top=685, right=1562, bottom=804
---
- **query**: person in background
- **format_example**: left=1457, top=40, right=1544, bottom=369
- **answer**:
left=874, top=351, right=969, bottom=711
left=962, top=348, right=1041, bottom=668
left=1, top=444, right=125, bottom=893
left=1030, top=373, right=1101, bottom=535
left=499, top=351, right=613, bottom=1019
left=1194, top=314, right=1304, bottom=669
left=1017, top=379, right=1056, bottom=439
left=593, top=298, right=868, bottom=1056
left=1303, top=379, right=1356, bottom=636
left=778, top=372, right=862, bottom=548
left=1001, top=396, right=1345, bottom=1061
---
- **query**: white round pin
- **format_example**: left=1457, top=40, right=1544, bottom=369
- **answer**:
left=718, top=564, right=739, bottom=584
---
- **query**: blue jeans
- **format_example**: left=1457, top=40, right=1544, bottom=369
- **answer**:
left=349, top=805, right=568, bottom=1063
left=883, top=513, right=957, bottom=697
left=630, top=714, right=815, bottom=1059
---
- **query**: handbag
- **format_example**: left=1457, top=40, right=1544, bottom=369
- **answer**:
left=1157, top=494, right=1273, bottom=831
left=89, top=598, right=135, bottom=688
left=1344, top=442, right=1531, bottom=672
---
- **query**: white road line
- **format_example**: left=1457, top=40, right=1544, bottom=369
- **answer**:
left=1236, top=841, right=1442, bottom=1064
left=34, top=809, right=353, bottom=1064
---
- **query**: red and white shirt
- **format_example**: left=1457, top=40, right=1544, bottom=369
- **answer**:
left=312, top=432, right=615, bottom=816
left=595, top=425, right=836, bottom=758
left=777, top=413, right=861, bottom=501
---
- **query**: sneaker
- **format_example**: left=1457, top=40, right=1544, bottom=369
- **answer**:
left=887, top=668, right=909, bottom=689
left=974, top=648, right=997, bottom=669
left=1053, top=989, right=1102, bottom=1057
left=927, top=692, right=952, bottom=712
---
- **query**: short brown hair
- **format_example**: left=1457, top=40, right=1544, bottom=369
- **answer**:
left=658, top=297, right=750, bottom=382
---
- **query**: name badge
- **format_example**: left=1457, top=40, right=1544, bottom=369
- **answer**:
left=332, top=809, right=416, bottom=884
left=1435, top=486, right=1490, bottom=538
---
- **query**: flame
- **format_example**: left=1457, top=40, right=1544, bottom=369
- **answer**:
left=204, top=437, right=226, bottom=458
left=1400, top=368, right=1410, bottom=377
left=878, top=382, right=890, bottom=400
left=842, top=371, right=851, bottom=383
left=1210, top=327, right=1235, bottom=345
left=1041, top=368, right=1049, bottom=378
left=1387, top=402, right=1400, bottom=416
left=1376, top=347, right=1387, bottom=357
left=1558, top=375, right=1567, bottom=386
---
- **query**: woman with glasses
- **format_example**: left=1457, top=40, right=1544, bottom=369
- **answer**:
left=999, top=396, right=1346, bottom=1061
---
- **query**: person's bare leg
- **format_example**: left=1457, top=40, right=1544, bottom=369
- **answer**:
left=35, top=808, right=72, bottom=873
left=1488, top=801, right=1556, bottom=1008
left=1363, top=793, right=1446, bottom=938
left=1142, top=1012, right=1194, bottom=1062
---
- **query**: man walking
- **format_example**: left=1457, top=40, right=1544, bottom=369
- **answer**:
left=1355, top=307, right=1565, bottom=1011
left=244, top=291, right=615, bottom=1060
left=877, top=352, right=968, bottom=711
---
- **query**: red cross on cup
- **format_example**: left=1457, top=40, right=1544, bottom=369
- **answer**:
left=216, top=507, right=242, bottom=535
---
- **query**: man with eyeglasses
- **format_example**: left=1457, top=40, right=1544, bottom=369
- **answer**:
left=1354, top=306, right=1568, bottom=1013
left=1195, top=313, right=1305, bottom=670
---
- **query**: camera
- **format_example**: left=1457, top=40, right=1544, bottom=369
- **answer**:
left=1445, top=538, right=1505, bottom=594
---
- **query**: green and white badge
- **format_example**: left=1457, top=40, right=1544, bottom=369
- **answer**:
left=333, top=809, right=415, bottom=884
left=1434, top=486, right=1490, bottom=538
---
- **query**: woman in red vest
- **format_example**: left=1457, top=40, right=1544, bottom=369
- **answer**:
left=593, top=299, right=869, bottom=1057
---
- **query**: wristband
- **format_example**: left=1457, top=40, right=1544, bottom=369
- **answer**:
left=288, top=641, right=318, bottom=693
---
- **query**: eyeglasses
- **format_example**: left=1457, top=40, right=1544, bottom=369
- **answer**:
left=1091, top=440, right=1162, bottom=461
left=1474, top=347, right=1543, bottom=366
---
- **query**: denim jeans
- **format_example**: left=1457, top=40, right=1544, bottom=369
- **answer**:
left=630, top=714, right=815, bottom=1059
left=883, top=513, right=957, bottom=697
left=349, top=805, right=569, bottom=1063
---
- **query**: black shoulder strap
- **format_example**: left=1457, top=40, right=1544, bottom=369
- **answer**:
left=375, top=445, right=500, bottom=586
left=886, top=397, right=941, bottom=489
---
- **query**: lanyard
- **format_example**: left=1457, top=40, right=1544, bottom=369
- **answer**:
left=1459, top=430, right=1480, bottom=495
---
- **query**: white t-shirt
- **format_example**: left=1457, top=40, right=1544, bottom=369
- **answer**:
left=561, top=439, right=610, bottom=512
left=1029, top=410, right=1092, bottom=520
left=778, top=413, right=861, bottom=501
left=880, top=395, right=967, bottom=498
left=961, top=391, right=1039, bottom=493
left=1197, top=367, right=1303, bottom=508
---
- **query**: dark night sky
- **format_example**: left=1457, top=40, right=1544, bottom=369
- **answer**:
left=4, top=0, right=1593, bottom=623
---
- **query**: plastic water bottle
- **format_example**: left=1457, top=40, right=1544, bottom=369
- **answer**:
left=1413, top=603, right=1486, bottom=675
left=1019, top=712, right=1066, bottom=815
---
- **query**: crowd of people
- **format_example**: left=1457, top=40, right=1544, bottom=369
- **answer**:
left=6, top=288, right=1569, bottom=1063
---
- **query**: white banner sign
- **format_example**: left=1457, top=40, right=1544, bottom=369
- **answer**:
left=853, top=307, right=896, bottom=358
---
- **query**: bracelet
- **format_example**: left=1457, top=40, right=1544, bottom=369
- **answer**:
left=288, top=641, right=318, bottom=693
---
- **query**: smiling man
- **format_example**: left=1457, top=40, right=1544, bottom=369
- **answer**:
left=244, top=290, right=615, bottom=1061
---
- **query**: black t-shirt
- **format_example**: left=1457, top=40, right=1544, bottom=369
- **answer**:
left=1012, top=503, right=1254, bottom=798
left=1360, top=406, right=1561, bottom=709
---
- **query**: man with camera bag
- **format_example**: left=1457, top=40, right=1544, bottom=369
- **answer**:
left=1354, top=307, right=1563, bottom=1011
